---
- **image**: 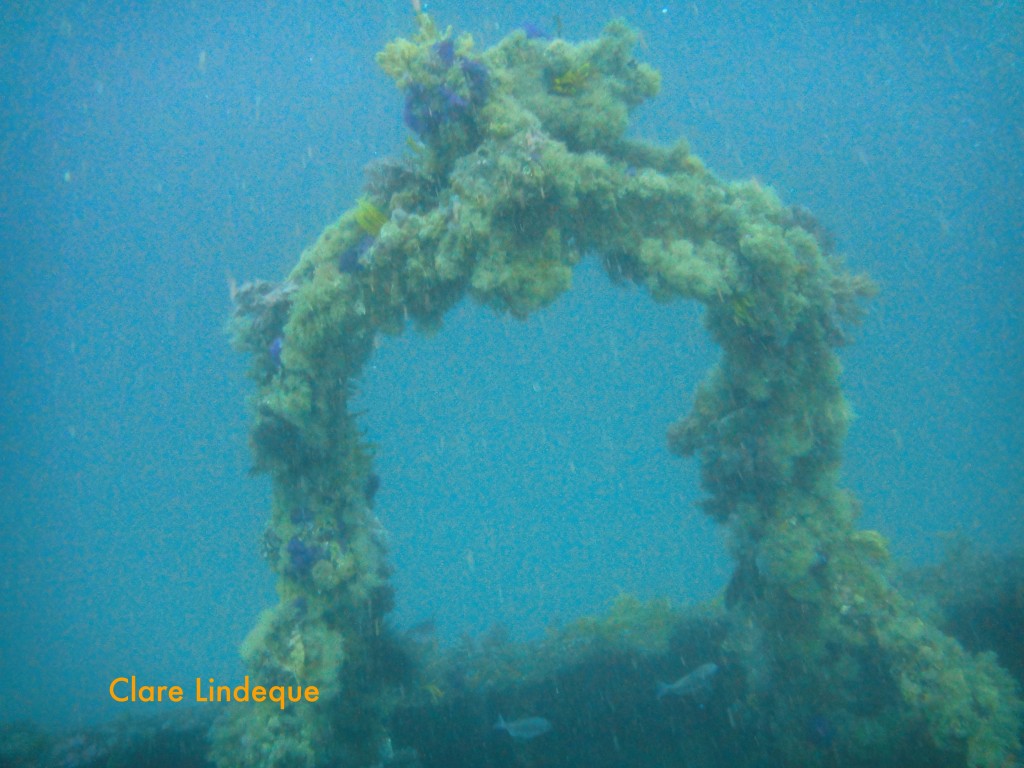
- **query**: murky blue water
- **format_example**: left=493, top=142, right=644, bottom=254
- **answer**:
left=1, top=0, right=1020, bottom=731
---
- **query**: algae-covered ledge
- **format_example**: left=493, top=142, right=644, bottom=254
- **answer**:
left=223, top=14, right=1021, bottom=768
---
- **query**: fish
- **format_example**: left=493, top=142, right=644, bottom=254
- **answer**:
left=402, top=616, right=436, bottom=640
left=494, top=715, right=553, bottom=741
left=655, top=662, right=719, bottom=701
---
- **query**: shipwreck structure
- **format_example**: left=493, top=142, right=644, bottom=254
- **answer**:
left=223, top=15, right=1021, bottom=768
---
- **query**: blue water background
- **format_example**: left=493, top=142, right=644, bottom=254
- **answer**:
left=1, top=0, right=1020, bottom=729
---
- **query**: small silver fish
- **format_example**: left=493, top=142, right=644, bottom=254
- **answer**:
left=494, top=714, right=553, bottom=740
left=656, top=662, right=719, bottom=700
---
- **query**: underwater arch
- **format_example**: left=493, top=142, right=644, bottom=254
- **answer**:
left=221, top=15, right=1021, bottom=768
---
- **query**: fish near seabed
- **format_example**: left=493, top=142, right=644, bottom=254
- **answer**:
left=656, top=662, right=719, bottom=701
left=494, top=714, right=553, bottom=741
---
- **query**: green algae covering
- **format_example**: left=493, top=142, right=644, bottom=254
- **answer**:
left=221, top=15, right=1022, bottom=768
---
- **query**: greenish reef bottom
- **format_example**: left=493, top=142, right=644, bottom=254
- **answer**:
left=2, top=545, right=1021, bottom=768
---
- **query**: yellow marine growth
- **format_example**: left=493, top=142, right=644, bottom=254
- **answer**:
left=550, top=61, right=593, bottom=94
left=353, top=197, right=388, bottom=237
